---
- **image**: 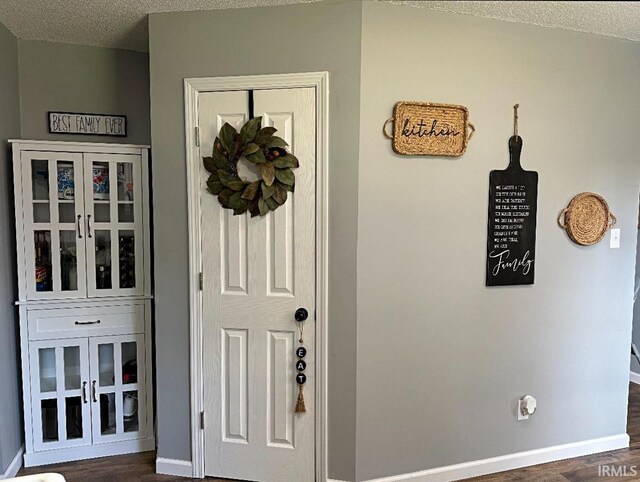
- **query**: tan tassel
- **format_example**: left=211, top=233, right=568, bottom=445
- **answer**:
left=295, top=384, right=306, bottom=413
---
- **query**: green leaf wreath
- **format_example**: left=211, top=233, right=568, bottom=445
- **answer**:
left=203, top=117, right=298, bottom=217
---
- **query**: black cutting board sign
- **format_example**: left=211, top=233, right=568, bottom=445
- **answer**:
left=486, top=136, right=538, bottom=286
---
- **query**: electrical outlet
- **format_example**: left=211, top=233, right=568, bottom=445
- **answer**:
left=517, top=399, right=529, bottom=420
left=517, top=395, right=537, bottom=421
left=610, top=229, right=620, bottom=249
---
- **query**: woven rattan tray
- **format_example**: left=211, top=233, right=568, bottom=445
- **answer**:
left=557, top=192, right=616, bottom=246
left=383, top=101, right=475, bottom=156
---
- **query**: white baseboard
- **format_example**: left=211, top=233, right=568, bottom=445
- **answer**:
left=156, top=457, right=193, bottom=478
left=1, top=446, right=24, bottom=480
left=630, top=371, right=640, bottom=385
left=364, top=434, right=629, bottom=482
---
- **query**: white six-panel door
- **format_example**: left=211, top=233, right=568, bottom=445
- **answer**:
left=200, top=87, right=316, bottom=481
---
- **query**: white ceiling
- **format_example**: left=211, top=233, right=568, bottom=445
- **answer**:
left=0, top=1, right=638, bottom=53
left=396, top=1, right=640, bottom=42
left=0, top=0, right=321, bottom=52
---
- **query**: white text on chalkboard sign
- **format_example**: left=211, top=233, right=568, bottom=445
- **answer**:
left=48, top=112, right=127, bottom=137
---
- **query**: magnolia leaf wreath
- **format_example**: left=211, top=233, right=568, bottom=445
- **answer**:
left=203, top=117, right=298, bottom=217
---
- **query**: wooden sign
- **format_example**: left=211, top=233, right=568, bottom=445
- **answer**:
left=486, top=136, right=538, bottom=286
left=48, top=111, right=127, bottom=137
left=384, top=102, right=475, bottom=156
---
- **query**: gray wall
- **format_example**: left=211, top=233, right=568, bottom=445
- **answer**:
left=0, top=20, right=23, bottom=474
left=148, top=3, right=361, bottom=480
left=18, top=40, right=150, bottom=145
left=356, top=3, right=640, bottom=480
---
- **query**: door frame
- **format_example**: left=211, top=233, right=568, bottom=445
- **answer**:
left=184, top=72, right=329, bottom=480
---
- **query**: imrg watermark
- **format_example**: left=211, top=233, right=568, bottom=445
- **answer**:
left=598, top=465, right=638, bottom=477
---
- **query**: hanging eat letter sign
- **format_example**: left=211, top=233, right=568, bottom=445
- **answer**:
left=486, top=105, right=538, bottom=286
left=383, top=101, right=475, bottom=156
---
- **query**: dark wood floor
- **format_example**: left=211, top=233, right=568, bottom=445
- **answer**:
left=18, top=451, right=232, bottom=482
left=17, top=384, right=640, bottom=481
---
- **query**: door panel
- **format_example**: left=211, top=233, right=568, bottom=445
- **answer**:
left=83, top=154, right=144, bottom=297
left=22, top=151, right=87, bottom=300
left=221, top=328, right=249, bottom=443
left=201, top=87, right=316, bottom=482
left=89, top=334, right=147, bottom=444
left=29, top=338, right=92, bottom=451
left=222, top=210, right=248, bottom=294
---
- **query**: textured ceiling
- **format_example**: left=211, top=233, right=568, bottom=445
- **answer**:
left=394, top=1, right=640, bottom=42
left=0, top=0, right=321, bottom=52
left=0, top=1, right=638, bottom=53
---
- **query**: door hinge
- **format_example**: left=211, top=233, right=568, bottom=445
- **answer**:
left=200, top=411, right=205, bottom=430
left=199, top=272, right=203, bottom=291
left=195, top=126, right=200, bottom=147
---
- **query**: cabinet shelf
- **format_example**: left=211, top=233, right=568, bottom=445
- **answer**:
left=39, top=376, right=57, bottom=393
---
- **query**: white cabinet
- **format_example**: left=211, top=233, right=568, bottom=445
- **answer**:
left=12, top=141, right=154, bottom=467
left=28, top=332, right=148, bottom=453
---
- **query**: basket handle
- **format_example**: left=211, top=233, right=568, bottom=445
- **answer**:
left=383, top=118, right=394, bottom=139
left=609, top=212, right=617, bottom=228
left=557, top=208, right=568, bottom=229
left=467, top=122, right=476, bottom=141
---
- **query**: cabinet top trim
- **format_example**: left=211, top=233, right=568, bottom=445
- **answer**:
left=10, top=139, right=150, bottom=150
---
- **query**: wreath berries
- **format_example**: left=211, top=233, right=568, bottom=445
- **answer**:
left=203, top=117, right=298, bottom=217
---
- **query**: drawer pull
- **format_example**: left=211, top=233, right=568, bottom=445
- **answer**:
left=74, top=320, right=101, bottom=325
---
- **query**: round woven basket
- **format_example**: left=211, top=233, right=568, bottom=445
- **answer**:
left=557, top=192, right=616, bottom=246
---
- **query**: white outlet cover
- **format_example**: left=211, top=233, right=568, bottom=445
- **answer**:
left=610, top=228, right=621, bottom=249
left=517, top=399, right=529, bottom=420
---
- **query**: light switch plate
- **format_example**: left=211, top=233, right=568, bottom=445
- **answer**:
left=610, top=229, right=620, bottom=249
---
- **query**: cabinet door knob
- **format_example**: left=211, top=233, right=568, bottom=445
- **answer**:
left=92, top=380, right=97, bottom=403
left=77, top=215, right=83, bottom=239
left=295, top=308, right=308, bottom=322
left=82, top=381, right=87, bottom=404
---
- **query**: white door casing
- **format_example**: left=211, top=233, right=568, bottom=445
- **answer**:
left=200, top=87, right=316, bottom=481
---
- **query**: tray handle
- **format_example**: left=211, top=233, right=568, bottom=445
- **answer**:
left=383, top=118, right=394, bottom=139
left=557, top=208, right=568, bottom=229
left=467, top=122, right=476, bottom=141
left=609, top=212, right=617, bottom=228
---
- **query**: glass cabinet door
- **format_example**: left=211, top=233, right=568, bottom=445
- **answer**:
left=22, top=152, right=87, bottom=300
left=28, top=339, right=92, bottom=451
left=83, top=154, right=144, bottom=297
left=89, top=334, right=147, bottom=443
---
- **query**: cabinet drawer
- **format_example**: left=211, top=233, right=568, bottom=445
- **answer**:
left=27, top=304, right=144, bottom=340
